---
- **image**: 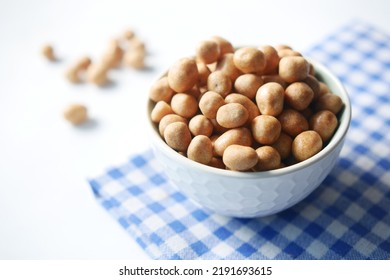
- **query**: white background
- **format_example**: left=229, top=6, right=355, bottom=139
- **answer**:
left=0, top=0, right=389, bottom=259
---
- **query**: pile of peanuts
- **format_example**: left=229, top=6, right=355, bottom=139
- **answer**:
left=149, top=37, right=344, bottom=171
left=64, top=30, right=146, bottom=86
left=41, top=28, right=147, bottom=125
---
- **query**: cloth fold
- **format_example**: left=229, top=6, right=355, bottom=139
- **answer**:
left=89, top=21, right=390, bottom=259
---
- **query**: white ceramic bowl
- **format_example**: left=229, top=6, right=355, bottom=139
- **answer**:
left=147, top=59, right=351, bottom=218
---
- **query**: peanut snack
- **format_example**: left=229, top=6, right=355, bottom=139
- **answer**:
left=149, top=38, right=344, bottom=171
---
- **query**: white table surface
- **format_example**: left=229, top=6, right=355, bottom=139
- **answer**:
left=0, top=0, right=389, bottom=259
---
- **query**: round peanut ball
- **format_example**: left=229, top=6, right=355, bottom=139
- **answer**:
left=167, top=57, right=199, bottom=92
left=292, top=130, right=323, bottom=162
left=158, top=114, right=187, bottom=136
left=196, top=40, right=220, bottom=64
left=234, top=74, right=263, bottom=99
left=216, top=53, right=242, bottom=82
left=210, top=36, right=234, bottom=57
left=151, top=101, right=173, bottom=123
left=256, top=82, right=285, bottom=116
left=170, top=93, right=198, bottom=118
left=187, top=135, right=213, bottom=164
left=251, top=115, right=281, bottom=145
left=315, top=93, right=343, bottom=114
left=149, top=77, right=174, bottom=103
left=207, top=70, right=232, bottom=97
left=233, top=47, right=266, bottom=74
left=214, top=127, right=253, bottom=156
left=258, top=45, right=280, bottom=75
left=319, top=81, right=330, bottom=95
left=309, top=110, right=338, bottom=142
left=279, top=56, right=309, bottom=83
left=199, top=91, right=225, bottom=119
left=255, top=146, right=281, bottom=171
left=189, top=115, right=213, bottom=137
left=42, top=44, right=55, bottom=61
left=284, top=82, right=314, bottom=111
left=223, top=145, right=258, bottom=171
left=87, top=63, right=109, bottom=86
left=271, top=132, right=293, bottom=160
left=64, top=104, right=88, bottom=125
left=216, top=103, right=249, bottom=128
left=278, top=109, right=309, bottom=137
left=225, top=93, right=260, bottom=123
left=102, top=40, right=123, bottom=69
left=163, top=122, right=192, bottom=152
left=304, top=75, right=321, bottom=100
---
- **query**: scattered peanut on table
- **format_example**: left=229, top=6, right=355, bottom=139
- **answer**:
left=41, top=27, right=148, bottom=126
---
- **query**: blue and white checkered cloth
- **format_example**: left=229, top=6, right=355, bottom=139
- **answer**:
left=89, top=21, right=390, bottom=259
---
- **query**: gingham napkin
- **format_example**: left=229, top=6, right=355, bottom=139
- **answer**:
left=89, top=21, right=390, bottom=259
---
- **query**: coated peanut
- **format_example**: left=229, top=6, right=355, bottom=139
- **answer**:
left=256, top=82, right=284, bottom=116
left=251, top=115, right=281, bottom=144
left=234, top=74, right=263, bottom=99
left=158, top=114, right=187, bottom=136
left=151, top=101, right=173, bottom=123
left=87, top=63, right=109, bottom=86
left=213, top=127, right=253, bottom=156
left=278, top=109, right=309, bottom=137
left=233, top=47, right=265, bottom=74
left=102, top=40, right=123, bottom=69
left=149, top=76, right=174, bottom=103
left=168, top=58, right=199, bottom=92
left=279, top=56, right=309, bottom=83
left=315, top=93, right=343, bottom=114
left=309, top=110, right=338, bottom=142
left=170, top=93, right=198, bottom=118
left=216, top=53, right=242, bottom=81
left=304, top=75, right=321, bottom=100
left=187, top=135, right=213, bottom=164
left=189, top=115, right=213, bottom=137
left=42, top=44, right=55, bottom=61
left=224, top=93, right=260, bottom=123
left=255, top=146, right=281, bottom=171
left=63, top=104, right=88, bottom=125
left=199, top=91, right=225, bottom=119
left=223, top=145, right=258, bottom=171
left=196, top=40, right=220, bottom=64
left=210, top=36, right=234, bottom=57
left=216, top=103, right=248, bottom=128
left=207, top=70, right=232, bottom=97
left=163, top=122, right=192, bottom=152
left=271, top=132, right=293, bottom=160
left=258, top=45, right=280, bottom=75
left=284, top=82, right=314, bottom=110
left=292, top=130, right=323, bottom=162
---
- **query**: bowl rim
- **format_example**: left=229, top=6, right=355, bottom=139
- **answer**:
left=147, top=58, right=352, bottom=179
